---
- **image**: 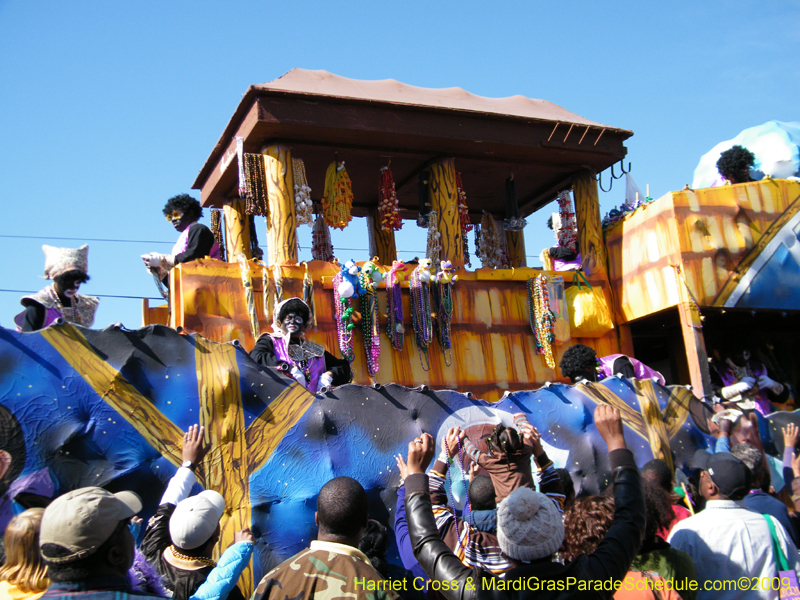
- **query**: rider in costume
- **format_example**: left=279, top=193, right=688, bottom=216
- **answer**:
left=15, top=244, right=98, bottom=332
left=250, top=298, right=351, bottom=392
left=142, top=194, right=220, bottom=284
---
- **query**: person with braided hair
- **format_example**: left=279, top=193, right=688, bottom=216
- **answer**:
left=461, top=414, right=546, bottom=504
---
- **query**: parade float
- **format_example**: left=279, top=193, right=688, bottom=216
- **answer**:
left=3, top=70, right=800, bottom=592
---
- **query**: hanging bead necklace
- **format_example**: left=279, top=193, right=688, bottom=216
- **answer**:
left=311, top=213, right=334, bottom=262
left=385, top=261, right=406, bottom=351
left=410, top=262, right=433, bottom=371
left=358, top=267, right=381, bottom=376
left=378, top=165, right=402, bottom=232
left=292, top=158, right=314, bottom=226
left=332, top=271, right=356, bottom=363
left=456, top=171, right=473, bottom=267
left=242, top=153, right=269, bottom=217
left=557, top=190, right=578, bottom=253
left=322, top=161, right=354, bottom=229
left=443, top=435, right=472, bottom=553
left=527, top=276, right=556, bottom=369
left=425, top=210, right=442, bottom=265
left=476, top=212, right=503, bottom=269
left=434, top=262, right=456, bottom=367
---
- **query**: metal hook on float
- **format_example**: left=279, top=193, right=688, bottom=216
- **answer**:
left=597, top=170, right=613, bottom=193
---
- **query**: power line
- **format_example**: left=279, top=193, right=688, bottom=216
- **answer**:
left=0, top=235, right=541, bottom=259
left=0, top=234, right=173, bottom=245
left=0, top=289, right=162, bottom=300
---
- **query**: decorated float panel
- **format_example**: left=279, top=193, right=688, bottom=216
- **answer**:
left=158, top=259, right=626, bottom=402
left=4, top=322, right=779, bottom=594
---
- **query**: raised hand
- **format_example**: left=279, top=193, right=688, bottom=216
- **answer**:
left=594, top=405, right=626, bottom=452
left=406, top=433, right=435, bottom=475
left=182, top=424, right=212, bottom=467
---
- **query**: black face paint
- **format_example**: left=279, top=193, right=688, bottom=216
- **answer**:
left=166, top=210, right=195, bottom=232
left=281, top=312, right=305, bottom=336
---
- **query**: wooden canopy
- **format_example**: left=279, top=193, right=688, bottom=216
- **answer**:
left=193, top=69, right=632, bottom=218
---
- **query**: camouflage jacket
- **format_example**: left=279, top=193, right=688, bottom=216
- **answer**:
left=252, top=541, right=402, bottom=600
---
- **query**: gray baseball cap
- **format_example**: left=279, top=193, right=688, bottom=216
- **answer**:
left=40, top=487, right=142, bottom=563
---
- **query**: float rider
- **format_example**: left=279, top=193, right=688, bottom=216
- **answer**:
left=15, top=244, right=98, bottom=332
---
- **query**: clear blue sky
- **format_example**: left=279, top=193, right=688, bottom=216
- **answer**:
left=1, top=1, right=798, bottom=330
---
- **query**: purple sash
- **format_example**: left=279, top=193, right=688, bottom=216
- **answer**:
left=14, top=306, right=62, bottom=331
left=271, top=335, right=326, bottom=392
left=598, top=354, right=666, bottom=385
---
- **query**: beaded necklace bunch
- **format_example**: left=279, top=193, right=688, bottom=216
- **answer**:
left=242, top=152, right=269, bottom=218
left=527, top=275, right=557, bottom=369
left=556, top=190, right=578, bottom=253
left=476, top=212, right=503, bottom=269
left=386, top=261, right=406, bottom=351
left=434, top=261, right=457, bottom=367
left=292, top=158, right=313, bottom=226
left=425, top=210, right=442, bottom=264
left=311, top=214, right=334, bottom=262
left=443, top=435, right=472, bottom=552
left=210, top=209, right=226, bottom=262
left=409, top=261, right=434, bottom=371
left=332, top=270, right=356, bottom=363
left=358, top=260, right=382, bottom=376
left=378, top=165, right=402, bottom=232
left=322, top=161, right=354, bottom=229
left=456, top=171, right=473, bottom=267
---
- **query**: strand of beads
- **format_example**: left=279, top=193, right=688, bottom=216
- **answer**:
left=532, top=275, right=557, bottom=369
left=292, top=158, right=313, bottom=226
left=210, top=209, right=226, bottom=262
left=322, top=161, right=354, bottom=229
left=476, top=212, right=503, bottom=268
left=378, top=166, right=402, bottom=232
left=557, top=190, right=578, bottom=253
left=526, top=278, right=542, bottom=351
left=434, top=261, right=457, bottom=367
left=242, top=153, right=269, bottom=217
left=358, top=261, right=382, bottom=376
left=332, top=271, right=355, bottom=362
left=425, top=210, right=442, bottom=264
left=443, top=436, right=472, bottom=551
left=311, top=214, right=334, bottom=261
left=410, top=260, right=434, bottom=371
left=456, top=171, right=473, bottom=267
left=386, top=261, right=406, bottom=351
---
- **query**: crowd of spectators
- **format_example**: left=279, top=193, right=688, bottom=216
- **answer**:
left=3, top=401, right=800, bottom=600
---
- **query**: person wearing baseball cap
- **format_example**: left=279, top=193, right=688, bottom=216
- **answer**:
left=668, top=450, right=799, bottom=600
left=38, top=486, right=163, bottom=599
left=141, top=425, right=252, bottom=600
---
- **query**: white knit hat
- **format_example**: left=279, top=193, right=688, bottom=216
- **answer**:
left=496, top=487, right=564, bottom=561
left=42, top=244, right=89, bottom=279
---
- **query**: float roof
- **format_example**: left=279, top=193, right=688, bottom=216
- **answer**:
left=193, top=69, right=632, bottom=218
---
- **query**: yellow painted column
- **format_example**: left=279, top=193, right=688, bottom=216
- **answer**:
left=367, top=209, right=397, bottom=265
left=428, top=158, right=464, bottom=267
left=573, top=170, right=608, bottom=281
left=263, top=145, right=298, bottom=265
left=506, top=230, right=527, bottom=267
left=223, top=200, right=251, bottom=261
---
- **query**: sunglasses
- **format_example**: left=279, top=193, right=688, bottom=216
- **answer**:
left=165, top=210, right=184, bottom=222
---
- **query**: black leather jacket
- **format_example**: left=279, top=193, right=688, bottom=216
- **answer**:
left=405, top=448, right=645, bottom=600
